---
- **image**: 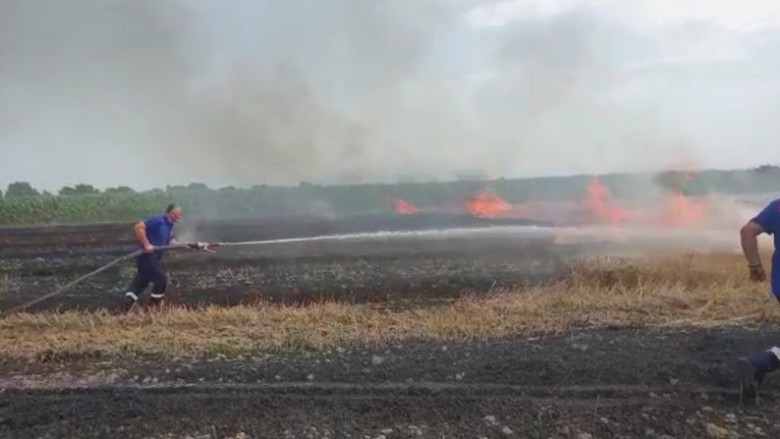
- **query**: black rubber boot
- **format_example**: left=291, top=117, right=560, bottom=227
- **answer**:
left=122, top=292, right=138, bottom=313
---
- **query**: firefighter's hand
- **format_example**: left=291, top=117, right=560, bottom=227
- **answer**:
left=144, top=243, right=155, bottom=253
left=749, top=264, right=766, bottom=282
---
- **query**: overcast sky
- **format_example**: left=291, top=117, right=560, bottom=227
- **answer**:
left=2, top=0, right=780, bottom=191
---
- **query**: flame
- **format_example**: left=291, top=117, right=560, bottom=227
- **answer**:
left=662, top=189, right=709, bottom=228
left=653, top=165, right=710, bottom=228
left=387, top=164, right=712, bottom=242
left=393, top=198, right=419, bottom=214
left=586, top=175, right=629, bottom=225
left=466, top=190, right=512, bottom=218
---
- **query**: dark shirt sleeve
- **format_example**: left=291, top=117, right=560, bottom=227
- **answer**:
left=750, top=200, right=780, bottom=235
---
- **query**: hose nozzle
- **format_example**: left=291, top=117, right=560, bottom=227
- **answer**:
left=187, top=242, right=215, bottom=252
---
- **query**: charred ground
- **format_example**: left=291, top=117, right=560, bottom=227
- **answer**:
left=3, top=327, right=780, bottom=438
left=1, top=213, right=778, bottom=438
left=0, top=213, right=569, bottom=312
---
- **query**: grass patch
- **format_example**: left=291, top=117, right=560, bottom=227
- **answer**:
left=1, top=252, right=777, bottom=361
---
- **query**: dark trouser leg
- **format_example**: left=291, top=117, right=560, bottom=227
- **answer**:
left=147, top=256, right=167, bottom=308
left=738, top=289, right=780, bottom=398
left=124, top=255, right=152, bottom=310
left=755, top=292, right=780, bottom=375
left=739, top=349, right=780, bottom=399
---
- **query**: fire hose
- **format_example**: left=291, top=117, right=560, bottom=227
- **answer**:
left=0, top=236, right=345, bottom=317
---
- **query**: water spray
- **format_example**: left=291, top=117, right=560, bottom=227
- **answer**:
left=0, top=230, right=481, bottom=316
left=0, top=223, right=744, bottom=317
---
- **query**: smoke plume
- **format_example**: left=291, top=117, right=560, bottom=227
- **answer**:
left=1, top=0, right=777, bottom=191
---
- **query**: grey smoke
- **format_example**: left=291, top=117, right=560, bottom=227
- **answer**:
left=2, top=1, right=780, bottom=191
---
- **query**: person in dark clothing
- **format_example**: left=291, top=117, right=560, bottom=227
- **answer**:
left=123, top=203, right=183, bottom=311
left=736, top=197, right=780, bottom=398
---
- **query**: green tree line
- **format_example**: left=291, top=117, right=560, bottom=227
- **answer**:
left=2, top=165, right=780, bottom=226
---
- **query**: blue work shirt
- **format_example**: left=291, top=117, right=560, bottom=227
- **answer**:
left=750, top=198, right=780, bottom=299
left=142, top=214, right=175, bottom=255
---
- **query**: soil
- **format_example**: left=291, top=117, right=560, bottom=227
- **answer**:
left=1, top=214, right=775, bottom=438
left=2, top=327, right=780, bottom=438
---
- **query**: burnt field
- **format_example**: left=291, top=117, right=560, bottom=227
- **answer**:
left=2, top=212, right=780, bottom=438
left=4, top=327, right=780, bottom=438
left=0, top=213, right=575, bottom=313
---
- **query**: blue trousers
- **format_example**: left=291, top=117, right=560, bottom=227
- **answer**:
left=127, top=252, right=167, bottom=299
left=750, top=288, right=780, bottom=371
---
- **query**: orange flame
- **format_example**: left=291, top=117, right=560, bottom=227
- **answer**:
left=393, top=198, right=419, bottom=214
left=466, top=190, right=512, bottom=218
left=662, top=189, right=709, bottom=228
left=586, top=175, right=629, bottom=225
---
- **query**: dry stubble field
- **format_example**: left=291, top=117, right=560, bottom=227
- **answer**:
left=2, top=214, right=780, bottom=439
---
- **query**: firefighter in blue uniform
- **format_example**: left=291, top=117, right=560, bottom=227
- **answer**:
left=737, top=197, right=780, bottom=397
left=123, top=203, right=183, bottom=311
